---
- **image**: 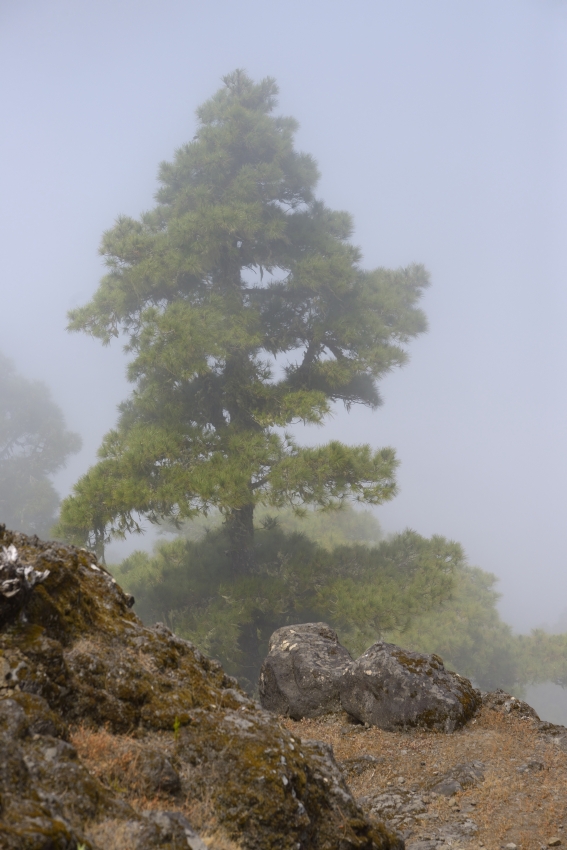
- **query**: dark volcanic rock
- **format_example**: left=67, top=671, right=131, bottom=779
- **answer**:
left=259, top=623, right=354, bottom=719
left=0, top=528, right=400, bottom=850
left=340, top=641, right=481, bottom=732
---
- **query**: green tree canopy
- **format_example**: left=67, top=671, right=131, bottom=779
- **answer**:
left=0, top=353, right=81, bottom=538
left=57, top=71, right=429, bottom=566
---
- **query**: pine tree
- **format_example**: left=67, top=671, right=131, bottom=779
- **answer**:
left=57, top=71, right=429, bottom=565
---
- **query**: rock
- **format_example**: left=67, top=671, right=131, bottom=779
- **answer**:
left=259, top=625, right=481, bottom=733
left=548, top=840, right=562, bottom=847
left=426, top=761, right=485, bottom=796
left=340, top=641, right=481, bottom=732
left=483, top=689, right=540, bottom=721
left=517, top=759, right=545, bottom=773
left=0, top=527, right=400, bottom=850
left=259, top=622, right=354, bottom=719
left=339, top=754, right=385, bottom=775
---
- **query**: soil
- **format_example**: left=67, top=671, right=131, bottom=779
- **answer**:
left=282, top=696, right=567, bottom=850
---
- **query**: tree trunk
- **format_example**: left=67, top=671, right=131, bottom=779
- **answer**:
left=92, top=526, right=106, bottom=565
left=227, top=503, right=255, bottom=574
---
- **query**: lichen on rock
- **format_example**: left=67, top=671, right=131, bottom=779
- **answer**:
left=0, top=526, right=400, bottom=849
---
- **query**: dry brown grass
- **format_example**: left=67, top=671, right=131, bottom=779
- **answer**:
left=282, top=706, right=567, bottom=850
left=70, top=726, right=242, bottom=850
left=71, top=704, right=567, bottom=850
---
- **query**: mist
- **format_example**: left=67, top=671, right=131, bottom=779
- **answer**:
left=2, top=1, right=567, bottom=710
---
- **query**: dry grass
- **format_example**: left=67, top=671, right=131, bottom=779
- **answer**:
left=70, top=726, right=242, bottom=850
left=282, top=707, right=567, bottom=850
left=71, top=704, right=567, bottom=850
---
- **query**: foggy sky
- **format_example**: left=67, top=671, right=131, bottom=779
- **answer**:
left=1, top=0, right=566, bottom=632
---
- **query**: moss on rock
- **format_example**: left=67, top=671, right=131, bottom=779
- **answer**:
left=0, top=527, right=401, bottom=849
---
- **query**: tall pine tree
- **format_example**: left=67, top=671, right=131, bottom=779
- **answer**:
left=58, top=71, right=429, bottom=566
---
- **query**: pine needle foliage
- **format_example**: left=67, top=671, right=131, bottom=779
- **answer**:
left=55, top=71, right=429, bottom=566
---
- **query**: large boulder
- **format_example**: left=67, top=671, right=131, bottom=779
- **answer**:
left=340, top=641, right=481, bottom=732
left=0, top=528, right=401, bottom=850
left=259, top=623, right=354, bottom=719
left=259, top=625, right=481, bottom=734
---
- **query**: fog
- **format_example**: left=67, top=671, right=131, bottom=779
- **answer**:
left=1, top=0, right=566, bottom=639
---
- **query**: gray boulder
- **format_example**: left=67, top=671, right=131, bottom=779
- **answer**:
left=340, top=641, right=481, bottom=732
left=259, top=622, right=353, bottom=718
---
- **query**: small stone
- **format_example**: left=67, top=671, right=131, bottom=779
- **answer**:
left=505, top=844, right=517, bottom=850
left=548, top=840, right=561, bottom=847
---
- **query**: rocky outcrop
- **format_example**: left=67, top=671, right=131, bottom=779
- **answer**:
left=340, top=642, right=480, bottom=732
left=259, top=623, right=354, bottom=719
left=260, top=625, right=481, bottom=732
left=0, top=527, right=401, bottom=850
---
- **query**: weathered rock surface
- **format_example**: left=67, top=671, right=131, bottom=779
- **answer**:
left=425, top=761, right=485, bottom=796
left=259, top=623, right=354, bottom=720
left=340, top=642, right=480, bottom=732
left=482, top=688, right=540, bottom=720
left=260, top=626, right=481, bottom=733
left=0, top=528, right=401, bottom=850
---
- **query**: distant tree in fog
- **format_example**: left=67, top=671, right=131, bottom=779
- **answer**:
left=0, top=353, right=81, bottom=538
left=57, top=70, right=429, bottom=564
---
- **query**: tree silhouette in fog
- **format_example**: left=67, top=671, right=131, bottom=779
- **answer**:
left=0, top=353, right=81, bottom=537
